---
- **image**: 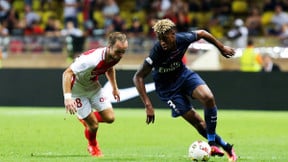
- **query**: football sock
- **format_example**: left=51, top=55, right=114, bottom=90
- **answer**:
left=94, top=111, right=103, bottom=122
left=215, top=134, right=228, bottom=147
left=85, top=128, right=97, bottom=146
left=197, top=130, right=227, bottom=147
left=207, top=134, right=216, bottom=143
left=204, top=107, right=217, bottom=142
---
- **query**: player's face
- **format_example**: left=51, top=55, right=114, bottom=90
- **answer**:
left=109, top=40, right=128, bottom=60
left=158, top=30, right=176, bottom=51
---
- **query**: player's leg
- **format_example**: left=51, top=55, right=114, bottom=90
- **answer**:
left=182, top=109, right=237, bottom=161
left=182, top=109, right=224, bottom=157
left=90, top=87, right=115, bottom=124
left=75, top=96, right=103, bottom=157
left=164, top=91, right=225, bottom=156
left=80, top=108, right=114, bottom=125
left=98, top=108, right=115, bottom=123
left=182, top=108, right=206, bottom=137
left=80, top=104, right=114, bottom=126
left=83, top=112, right=100, bottom=146
left=192, top=84, right=217, bottom=144
left=191, top=85, right=237, bottom=161
left=182, top=109, right=228, bottom=146
left=83, top=112, right=103, bottom=157
left=182, top=71, right=218, bottom=145
left=82, top=108, right=115, bottom=157
left=79, top=87, right=115, bottom=157
left=191, top=84, right=228, bottom=157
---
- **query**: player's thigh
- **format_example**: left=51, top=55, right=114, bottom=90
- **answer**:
left=74, top=97, right=93, bottom=119
left=192, top=84, right=214, bottom=102
left=165, top=94, right=192, bottom=117
left=90, top=88, right=113, bottom=113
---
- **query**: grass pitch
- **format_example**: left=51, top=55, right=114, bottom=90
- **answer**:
left=0, top=107, right=287, bottom=162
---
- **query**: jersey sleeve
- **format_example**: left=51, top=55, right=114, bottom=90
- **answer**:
left=70, top=54, right=98, bottom=74
left=145, top=42, right=162, bottom=67
left=178, top=31, right=198, bottom=46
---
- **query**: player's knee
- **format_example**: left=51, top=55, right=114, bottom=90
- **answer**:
left=104, top=115, right=115, bottom=124
left=202, top=94, right=215, bottom=106
left=203, top=93, right=214, bottom=101
left=88, top=122, right=99, bottom=132
left=199, top=120, right=206, bottom=128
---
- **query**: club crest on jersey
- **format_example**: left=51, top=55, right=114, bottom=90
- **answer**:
left=99, top=97, right=106, bottom=102
left=169, top=49, right=180, bottom=59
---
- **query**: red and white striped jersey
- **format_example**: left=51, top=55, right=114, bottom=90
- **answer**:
left=70, top=47, right=119, bottom=88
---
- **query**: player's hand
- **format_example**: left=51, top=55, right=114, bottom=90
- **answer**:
left=145, top=105, right=155, bottom=124
left=220, top=46, right=235, bottom=58
left=112, top=89, right=120, bottom=102
left=64, top=99, right=77, bottom=115
left=146, top=115, right=155, bottom=124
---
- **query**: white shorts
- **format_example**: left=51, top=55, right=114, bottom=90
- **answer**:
left=72, top=81, right=112, bottom=119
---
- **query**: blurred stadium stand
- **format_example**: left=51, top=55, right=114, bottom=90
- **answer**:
left=1, top=0, right=288, bottom=71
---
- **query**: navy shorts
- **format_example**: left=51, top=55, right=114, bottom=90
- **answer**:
left=155, top=70, right=205, bottom=117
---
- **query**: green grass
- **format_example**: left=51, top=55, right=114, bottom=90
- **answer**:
left=0, top=107, right=287, bottom=162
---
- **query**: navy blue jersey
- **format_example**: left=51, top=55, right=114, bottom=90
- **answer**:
left=145, top=31, right=206, bottom=117
left=145, top=32, right=197, bottom=82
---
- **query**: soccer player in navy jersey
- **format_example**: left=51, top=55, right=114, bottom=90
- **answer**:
left=62, top=32, right=128, bottom=157
left=133, top=19, right=237, bottom=162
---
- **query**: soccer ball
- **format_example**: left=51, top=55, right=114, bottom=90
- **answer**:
left=188, top=140, right=211, bottom=161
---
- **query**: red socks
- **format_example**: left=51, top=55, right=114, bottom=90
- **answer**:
left=93, top=111, right=103, bottom=122
left=85, top=128, right=97, bottom=146
left=80, top=111, right=103, bottom=146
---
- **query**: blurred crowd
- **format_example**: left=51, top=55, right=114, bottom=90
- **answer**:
left=1, top=0, right=288, bottom=37
left=1, top=0, right=288, bottom=57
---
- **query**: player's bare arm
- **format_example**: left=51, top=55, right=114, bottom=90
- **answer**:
left=195, top=30, right=235, bottom=58
left=62, top=67, right=77, bottom=114
left=133, top=61, right=155, bottom=124
left=105, top=67, right=120, bottom=102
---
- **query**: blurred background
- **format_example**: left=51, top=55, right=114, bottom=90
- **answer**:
left=0, top=0, right=287, bottom=109
left=0, top=0, right=288, bottom=71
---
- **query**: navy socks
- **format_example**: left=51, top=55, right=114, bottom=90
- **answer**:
left=205, top=107, right=217, bottom=142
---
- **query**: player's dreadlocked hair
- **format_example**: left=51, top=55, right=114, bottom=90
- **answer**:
left=152, top=19, right=176, bottom=35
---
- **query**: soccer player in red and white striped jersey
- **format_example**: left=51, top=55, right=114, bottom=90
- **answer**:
left=62, top=32, right=128, bottom=157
